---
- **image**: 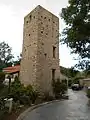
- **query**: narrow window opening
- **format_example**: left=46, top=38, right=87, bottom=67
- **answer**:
left=33, top=16, right=35, bottom=19
left=30, top=15, right=32, bottom=21
left=29, top=34, right=30, bottom=36
left=52, top=69, right=55, bottom=81
left=42, top=43, right=44, bottom=45
left=53, top=46, right=56, bottom=58
left=49, top=19, right=50, bottom=21
left=44, top=53, right=47, bottom=58
left=44, top=17, right=46, bottom=19
left=41, top=31, right=43, bottom=33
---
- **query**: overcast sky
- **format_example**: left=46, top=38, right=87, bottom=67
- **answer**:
left=0, top=0, right=78, bottom=68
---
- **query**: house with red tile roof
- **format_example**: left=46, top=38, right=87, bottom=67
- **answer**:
left=3, top=65, right=20, bottom=74
left=3, top=65, right=20, bottom=85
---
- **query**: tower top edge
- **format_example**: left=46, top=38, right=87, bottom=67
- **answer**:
left=24, top=5, right=59, bottom=19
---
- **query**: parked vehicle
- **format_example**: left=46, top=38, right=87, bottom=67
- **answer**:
left=71, top=84, right=83, bottom=90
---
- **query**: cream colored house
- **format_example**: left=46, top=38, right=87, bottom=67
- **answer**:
left=80, top=78, right=90, bottom=87
left=3, top=65, right=20, bottom=85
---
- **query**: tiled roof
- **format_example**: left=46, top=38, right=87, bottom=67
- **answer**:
left=3, top=65, right=20, bottom=74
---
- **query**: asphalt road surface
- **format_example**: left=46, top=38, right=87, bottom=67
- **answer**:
left=23, top=89, right=90, bottom=120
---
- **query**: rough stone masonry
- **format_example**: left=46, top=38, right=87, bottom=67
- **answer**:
left=20, top=5, right=60, bottom=95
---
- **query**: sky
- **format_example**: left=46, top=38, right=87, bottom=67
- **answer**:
left=0, top=0, right=78, bottom=68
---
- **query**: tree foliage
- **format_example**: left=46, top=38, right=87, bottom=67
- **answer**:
left=0, top=72, right=5, bottom=84
left=52, top=79, right=67, bottom=98
left=61, top=0, right=90, bottom=69
left=13, top=54, right=22, bottom=65
left=0, top=42, right=14, bottom=71
left=0, top=72, right=6, bottom=92
left=9, top=77, right=38, bottom=105
left=75, top=59, right=90, bottom=70
left=60, top=66, right=79, bottom=78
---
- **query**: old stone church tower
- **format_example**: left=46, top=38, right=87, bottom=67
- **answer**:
left=20, top=5, right=60, bottom=95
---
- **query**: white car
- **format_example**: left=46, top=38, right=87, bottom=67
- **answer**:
left=71, top=84, right=80, bottom=90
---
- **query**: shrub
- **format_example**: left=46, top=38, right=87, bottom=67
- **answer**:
left=52, top=78, right=67, bottom=99
left=87, top=89, right=90, bottom=98
left=9, top=77, right=38, bottom=105
left=9, top=77, right=24, bottom=101
left=68, top=79, right=73, bottom=87
left=0, top=97, right=8, bottom=120
left=62, top=79, right=67, bottom=85
left=0, top=72, right=5, bottom=90
left=0, top=73, right=8, bottom=98
left=0, top=72, right=5, bottom=82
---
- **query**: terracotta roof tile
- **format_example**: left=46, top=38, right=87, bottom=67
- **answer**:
left=3, top=65, right=20, bottom=74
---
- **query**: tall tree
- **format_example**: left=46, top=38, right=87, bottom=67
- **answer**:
left=0, top=41, right=14, bottom=71
left=61, top=0, right=90, bottom=69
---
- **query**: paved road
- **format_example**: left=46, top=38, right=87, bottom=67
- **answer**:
left=23, top=89, right=90, bottom=120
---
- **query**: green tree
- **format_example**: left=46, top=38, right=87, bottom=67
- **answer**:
left=61, top=0, right=90, bottom=69
left=0, top=41, right=14, bottom=71
left=60, top=66, right=79, bottom=78
left=13, top=54, right=22, bottom=65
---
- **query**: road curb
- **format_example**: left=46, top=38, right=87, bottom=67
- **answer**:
left=17, top=100, right=60, bottom=120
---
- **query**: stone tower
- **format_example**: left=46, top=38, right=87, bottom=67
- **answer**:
left=20, top=5, right=60, bottom=95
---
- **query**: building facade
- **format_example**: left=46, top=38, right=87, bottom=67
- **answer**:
left=20, top=5, right=60, bottom=95
left=3, top=65, right=20, bottom=85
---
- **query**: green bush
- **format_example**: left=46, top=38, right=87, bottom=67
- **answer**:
left=62, top=79, right=67, bottom=85
left=52, top=78, right=67, bottom=99
left=24, top=85, right=38, bottom=104
left=68, top=79, right=73, bottom=87
left=0, top=108, right=8, bottom=120
left=0, top=97, right=8, bottom=120
left=0, top=73, right=8, bottom=98
left=0, top=72, right=5, bottom=90
left=9, top=77, right=38, bottom=105
left=87, top=89, right=90, bottom=98
left=0, top=72, right=5, bottom=82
